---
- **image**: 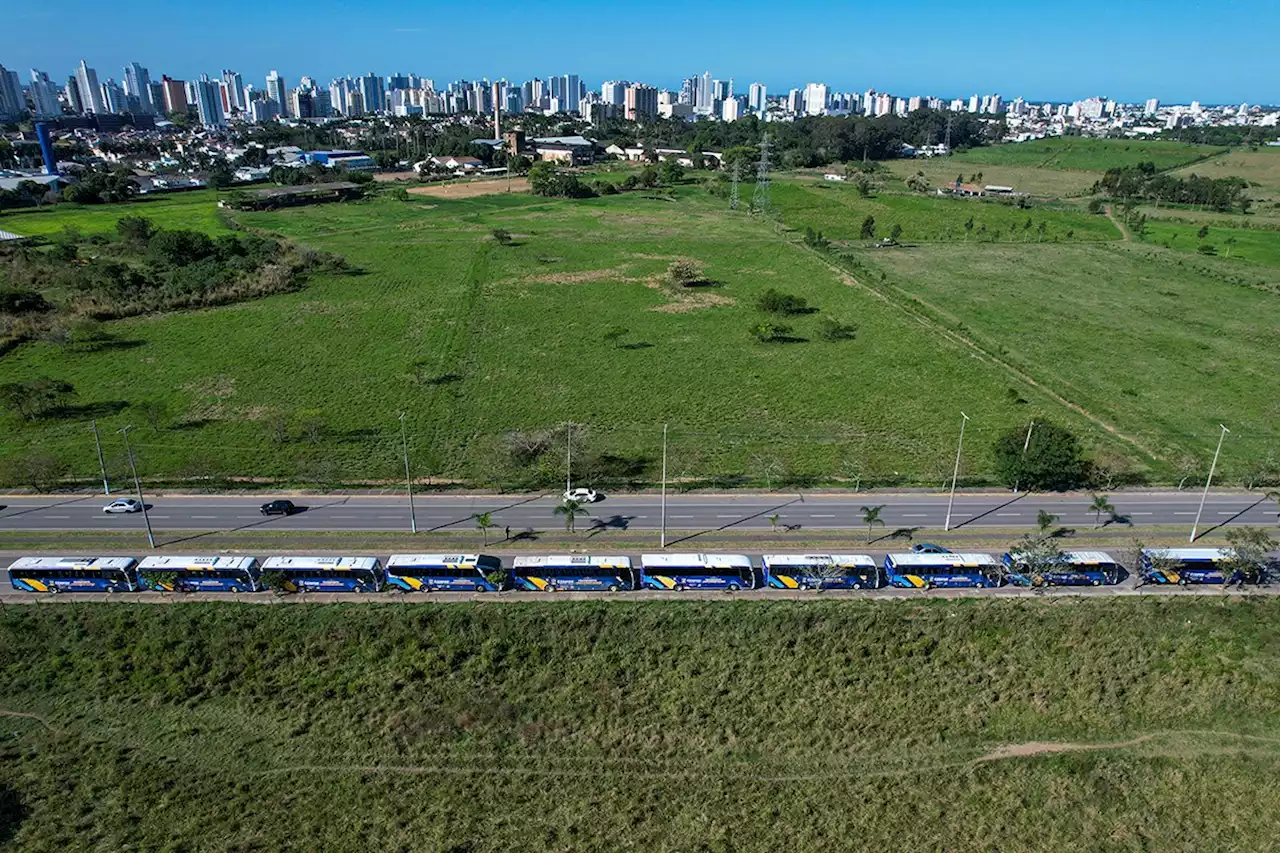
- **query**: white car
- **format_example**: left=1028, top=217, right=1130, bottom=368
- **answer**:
left=562, top=488, right=598, bottom=503
left=103, top=498, right=143, bottom=514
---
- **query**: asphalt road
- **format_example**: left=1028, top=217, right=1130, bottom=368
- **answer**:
left=0, top=490, right=1274, bottom=536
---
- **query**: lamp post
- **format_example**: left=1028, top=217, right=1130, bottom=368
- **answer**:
left=399, top=412, right=417, bottom=534
left=1189, top=424, right=1229, bottom=543
left=117, top=426, right=155, bottom=549
left=91, top=418, right=110, bottom=495
left=660, top=423, right=668, bottom=549
left=943, top=412, right=970, bottom=532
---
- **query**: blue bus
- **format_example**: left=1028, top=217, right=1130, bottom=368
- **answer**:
left=640, top=554, right=753, bottom=591
left=386, top=554, right=502, bottom=592
left=883, top=552, right=1001, bottom=589
left=762, top=554, right=879, bottom=589
left=7, top=556, right=138, bottom=593
left=1140, top=548, right=1233, bottom=585
left=511, top=555, right=634, bottom=592
left=259, top=556, right=384, bottom=593
left=136, top=555, right=260, bottom=592
left=1000, top=550, right=1121, bottom=587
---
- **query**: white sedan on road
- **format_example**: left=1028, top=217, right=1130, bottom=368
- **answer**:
left=103, top=498, right=143, bottom=514
left=562, top=488, right=599, bottom=503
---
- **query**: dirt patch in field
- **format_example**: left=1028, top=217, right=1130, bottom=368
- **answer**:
left=523, top=266, right=637, bottom=285
left=649, top=288, right=736, bottom=312
left=408, top=179, right=529, bottom=199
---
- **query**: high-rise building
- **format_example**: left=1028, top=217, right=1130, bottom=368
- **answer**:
left=748, top=82, right=766, bottom=117
left=100, top=78, right=126, bottom=114
left=561, top=74, right=580, bottom=113
left=722, top=96, right=746, bottom=122
left=679, top=77, right=695, bottom=105
left=623, top=83, right=657, bottom=120
left=967, top=93, right=979, bottom=113
left=64, top=76, right=83, bottom=114
left=122, top=62, right=154, bottom=114
left=76, top=60, right=105, bottom=114
left=601, top=80, right=627, bottom=106
left=0, top=65, right=24, bottom=120
left=266, top=70, right=288, bottom=116
left=907, top=95, right=922, bottom=113
left=28, top=70, right=61, bottom=119
left=161, top=75, right=188, bottom=115
left=697, top=71, right=712, bottom=114
left=194, top=76, right=226, bottom=128
left=359, top=72, right=385, bottom=113
left=712, top=79, right=728, bottom=101
left=786, top=88, right=802, bottom=115
left=1144, top=98, right=1160, bottom=117
left=218, top=70, right=244, bottom=112
left=803, top=82, right=828, bottom=116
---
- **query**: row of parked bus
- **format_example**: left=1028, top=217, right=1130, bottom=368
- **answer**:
left=3, top=548, right=1255, bottom=594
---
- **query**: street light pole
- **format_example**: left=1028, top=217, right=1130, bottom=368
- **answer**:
left=91, top=418, right=110, bottom=495
left=565, top=421, right=572, bottom=497
left=1189, top=424, right=1229, bottom=543
left=660, top=423, right=668, bottom=549
left=944, top=412, right=970, bottom=532
left=117, top=426, right=155, bottom=549
left=1014, top=419, right=1035, bottom=494
left=399, top=412, right=417, bottom=534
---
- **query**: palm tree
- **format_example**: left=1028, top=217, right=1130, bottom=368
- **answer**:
left=768, top=513, right=780, bottom=533
left=860, top=504, right=885, bottom=543
left=473, top=511, right=494, bottom=546
left=1036, top=509, right=1059, bottom=536
left=1088, top=493, right=1115, bottom=528
left=553, top=498, right=586, bottom=533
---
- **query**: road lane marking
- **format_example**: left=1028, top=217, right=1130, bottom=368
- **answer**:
left=45, top=515, right=70, bottom=519
left=192, top=516, right=217, bottom=519
left=902, top=513, right=929, bottom=518
left=996, top=513, right=1022, bottom=517
left=812, top=514, right=835, bottom=518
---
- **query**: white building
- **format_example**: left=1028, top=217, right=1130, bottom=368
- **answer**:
left=748, top=82, right=766, bottom=117
left=76, top=59, right=105, bottom=114
left=967, top=93, right=979, bottom=113
left=28, top=70, right=61, bottom=119
left=803, top=82, right=828, bottom=116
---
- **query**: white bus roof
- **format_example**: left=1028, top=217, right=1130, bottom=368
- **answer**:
left=641, top=553, right=751, bottom=569
left=885, top=553, right=997, bottom=568
left=512, top=555, right=632, bottom=568
left=261, top=556, right=379, bottom=570
left=9, top=556, right=136, bottom=571
left=1060, top=551, right=1118, bottom=565
left=1142, top=548, right=1230, bottom=562
left=136, top=556, right=257, bottom=570
left=386, top=554, right=491, bottom=567
left=762, top=554, right=876, bottom=568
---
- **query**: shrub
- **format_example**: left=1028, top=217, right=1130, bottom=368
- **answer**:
left=756, top=288, right=808, bottom=315
left=667, top=260, right=704, bottom=287
left=751, top=322, right=793, bottom=343
left=992, top=421, right=1088, bottom=491
left=818, top=316, right=857, bottom=341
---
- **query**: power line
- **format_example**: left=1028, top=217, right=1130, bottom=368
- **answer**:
left=750, top=133, right=771, bottom=215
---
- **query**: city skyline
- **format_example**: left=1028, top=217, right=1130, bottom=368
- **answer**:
left=1, top=0, right=1276, bottom=105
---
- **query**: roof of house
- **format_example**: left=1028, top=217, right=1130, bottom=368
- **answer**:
left=531, top=135, right=594, bottom=147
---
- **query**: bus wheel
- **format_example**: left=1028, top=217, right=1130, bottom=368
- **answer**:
left=672, top=584, right=684, bottom=592
left=608, top=584, right=620, bottom=593
left=475, top=584, right=487, bottom=593
left=1092, top=579, right=1101, bottom=586
left=728, top=583, right=741, bottom=592
left=545, top=584, right=556, bottom=593
left=1178, top=578, right=1188, bottom=586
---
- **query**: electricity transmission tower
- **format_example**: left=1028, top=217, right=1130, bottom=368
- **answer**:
left=750, top=133, right=771, bottom=214
left=729, top=161, right=740, bottom=210
left=945, top=115, right=953, bottom=150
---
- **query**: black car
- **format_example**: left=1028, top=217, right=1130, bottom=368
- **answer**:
left=260, top=499, right=298, bottom=516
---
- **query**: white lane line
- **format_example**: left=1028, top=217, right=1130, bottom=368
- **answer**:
left=149, top=515, right=169, bottom=519
left=235, top=516, right=261, bottom=519
left=1131, top=512, right=1153, bottom=516
left=716, top=515, right=741, bottom=519
left=192, top=516, right=218, bottom=519
left=377, top=515, right=406, bottom=519
left=331, top=515, right=360, bottom=519
left=45, top=515, right=70, bottom=519
left=1173, top=512, right=1196, bottom=516
left=812, top=514, right=836, bottom=518
left=902, top=513, right=929, bottom=518
left=672, top=515, right=694, bottom=519
left=996, top=513, right=1022, bottom=517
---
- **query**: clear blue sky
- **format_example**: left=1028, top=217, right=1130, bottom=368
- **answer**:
left=2, top=0, right=1273, bottom=104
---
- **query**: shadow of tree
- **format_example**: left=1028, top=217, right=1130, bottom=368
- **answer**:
left=0, top=784, right=27, bottom=845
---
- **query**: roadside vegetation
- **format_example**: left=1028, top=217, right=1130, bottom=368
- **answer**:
left=1, top=600, right=1278, bottom=852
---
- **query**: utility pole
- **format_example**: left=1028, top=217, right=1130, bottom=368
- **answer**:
left=399, top=412, right=417, bottom=534
left=1189, top=424, right=1229, bottom=543
left=1013, top=419, right=1035, bottom=493
left=117, top=426, right=155, bottom=549
left=91, top=419, right=110, bottom=495
left=943, top=412, right=970, bottom=532
left=565, top=421, right=573, bottom=497
left=660, top=423, right=668, bottom=548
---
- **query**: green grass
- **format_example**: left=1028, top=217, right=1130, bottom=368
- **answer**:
left=770, top=179, right=1118, bottom=243
left=1141, top=218, right=1280, bottom=266
left=951, top=137, right=1227, bottom=172
left=0, top=190, right=233, bottom=237
left=1, top=600, right=1279, bottom=851
left=859, top=241, right=1280, bottom=475
left=883, top=158, right=1103, bottom=197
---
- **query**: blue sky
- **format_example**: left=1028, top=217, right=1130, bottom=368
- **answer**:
left=2, top=0, right=1273, bottom=104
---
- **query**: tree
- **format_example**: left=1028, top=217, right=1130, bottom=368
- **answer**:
left=0, top=378, right=74, bottom=420
left=1005, top=533, right=1065, bottom=587
left=756, top=288, right=807, bottom=314
left=0, top=450, right=68, bottom=492
left=1196, top=225, right=1210, bottom=240
left=601, top=325, right=628, bottom=348
left=805, top=558, right=853, bottom=591
left=853, top=174, right=873, bottom=198
left=258, top=570, right=290, bottom=594
left=0, top=287, right=52, bottom=315
left=767, top=513, right=780, bottom=533
left=963, top=217, right=975, bottom=239
left=1224, top=236, right=1237, bottom=258
left=860, top=215, right=876, bottom=239
left=1223, top=527, right=1277, bottom=585
left=889, top=223, right=903, bottom=242
left=553, top=498, right=587, bottom=533
left=992, top=421, right=1088, bottom=492
left=667, top=259, right=704, bottom=287
left=860, top=504, right=885, bottom=543
left=473, top=511, right=495, bottom=546
left=491, top=228, right=512, bottom=246
left=750, top=321, right=793, bottom=343
left=1036, top=509, right=1059, bottom=536
left=207, top=163, right=234, bottom=189
left=116, top=215, right=155, bottom=247
left=149, top=229, right=215, bottom=267
left=1088, top=493, right=1115, bottom=528
left=139, top=399, right=169, bottom=432
left=659, top=158, right=685, bottom=184
left=818, top=316, right=857, bottom=342
left=1087, top=198, right=1104, bottom=214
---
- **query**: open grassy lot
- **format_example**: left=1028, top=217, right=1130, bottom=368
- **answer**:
left=0, top=189, right=1136, bottom=488
left=1141, top=217, right=1280, bottom=266
left=859, top=241, right=1280, bottom=476
left=0, top=189, right=232, bottom=237
left=882, top=158, right=1102, bottom=197
left=1, top=600, right=1278, bottom=852
left=951, top=137, right=1226, bottom=172
left=770, top=178, right=1118, bottom=243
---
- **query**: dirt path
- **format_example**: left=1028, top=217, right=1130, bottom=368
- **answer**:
left=409, top=178, right=529, bottom=199
left=0, top=709, right=58, bottom=733
left=1103, top=204, right=1132, bottom=241
left=795, top=240, right=1164, bottom=462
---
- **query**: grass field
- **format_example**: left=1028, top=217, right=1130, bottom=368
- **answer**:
left=1, top=600, right=1279, bottom=852
left=950, top=137, right=1226, bottom=172
left=0, top=190, right=232, bottom=237
left=859, top=240, right=1280, bottom=475
left=882, top=158, right=1102, bottom=197
left=1141, top=217, right=1280, bottom=267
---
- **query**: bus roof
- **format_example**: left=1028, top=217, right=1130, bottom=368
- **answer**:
left=260, top=556, right=379, bottom=570
left=1142, top=548, right=1230, bottom=562
left=1060, top=550, right=1118, bottom=565
left=9, top=556, right=136, bottom=571
left=136, top=556, right=257, bottom=570
left=762, top=554, right=876, bottom=568
left=885, top=552, right=997, bottom=568
left=512, top=555, right=632, bottom=568
left=386, top=554, right=492, bottom=567
left=641, top=553, right=751, bottom=569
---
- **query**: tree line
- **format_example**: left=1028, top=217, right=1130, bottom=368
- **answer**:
left=1093, top=162, right=1251, bottom=212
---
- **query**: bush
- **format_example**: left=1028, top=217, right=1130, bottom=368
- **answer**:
left=751, top=321, right=793, bottom=343
left=756, top=288, right=808, bottom=315
left=992, top=421, right=1088, bottom=491
left=667, top=260, right=705, bottom=287
left=0, top=287, right=53, bottom=315
left=818, top=316, right=857, bottom=341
